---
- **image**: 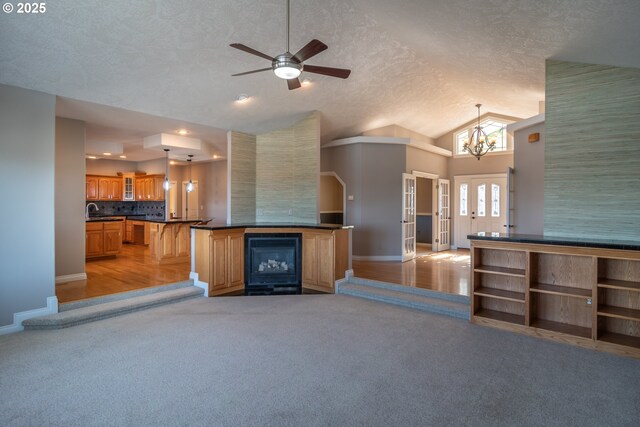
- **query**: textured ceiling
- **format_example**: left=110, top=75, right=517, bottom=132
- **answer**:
left=1, top=0, right=639, bottom=149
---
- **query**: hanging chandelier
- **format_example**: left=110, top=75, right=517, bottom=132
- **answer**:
left=162, top=149, right=171, bottom=191
left=186, top=155, right=194, bottom=193
left=463, top=104, right=497, bottom=160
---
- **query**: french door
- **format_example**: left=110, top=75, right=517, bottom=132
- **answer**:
left=401, top=173, right=417, bottom=262
left=436, top=178, right=451, bottom=251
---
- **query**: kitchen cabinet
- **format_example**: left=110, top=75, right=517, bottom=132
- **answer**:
left=86, top=221, right=123, bottom=258
left=86, top=175, right=123, bottom=201
left=86, top=176, right=99, bottom=201
left=135, top=175, right=165, bottom=201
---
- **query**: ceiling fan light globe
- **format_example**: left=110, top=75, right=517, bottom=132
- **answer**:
left=274, top=66, right=302, bottom=80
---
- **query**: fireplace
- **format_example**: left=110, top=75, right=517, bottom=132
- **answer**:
left=244, top=233, right=302, bottom=295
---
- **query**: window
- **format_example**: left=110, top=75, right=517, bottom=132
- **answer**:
left=459, top=184, right=468, bottom=216
left=453, top=117, right=511, bottom=156
left=477, top=184, right=486, bottom=217
left=491, top=184, right=500, bottom=217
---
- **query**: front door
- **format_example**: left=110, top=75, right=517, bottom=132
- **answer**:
left=454, top=174, right=507, bottom=248
left=471, top=177, right=507, bottom=235
left=401, top=173, right=417, bottom=262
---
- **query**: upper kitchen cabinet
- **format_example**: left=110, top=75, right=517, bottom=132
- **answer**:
left=135, top=175, right=165, bottom=201
left=86, top=176, right=99, bottom=200
left=86, top=175, right=124, bottom=201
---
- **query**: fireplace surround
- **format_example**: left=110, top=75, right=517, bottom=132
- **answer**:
left=244, top=233, right=302, bottom=295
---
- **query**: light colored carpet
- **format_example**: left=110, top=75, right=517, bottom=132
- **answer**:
left=1, top=295, right=639, bottom=426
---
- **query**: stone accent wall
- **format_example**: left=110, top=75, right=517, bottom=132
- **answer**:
left=227, top=131, right=256, bottom=223
left=544, top=60, right=640, bottom=241
left=256, top=112, right=320, bottom=223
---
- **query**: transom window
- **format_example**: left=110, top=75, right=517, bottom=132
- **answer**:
left=454, top=117, right=510, bottom=156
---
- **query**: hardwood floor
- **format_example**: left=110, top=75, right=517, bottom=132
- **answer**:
left=56, top=244, right=191, bottom=303
left=352, top=248, right=471, bottom=296
left=57, top=244, right=470, bottom=304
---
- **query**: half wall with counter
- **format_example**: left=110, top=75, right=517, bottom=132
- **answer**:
left=191, top=224, right=352, bottom=296
left=469, top=233, right=640, bottom=358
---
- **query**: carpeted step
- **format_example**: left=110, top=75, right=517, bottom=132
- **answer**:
left=344, top=276, right=470, bottom=304
left=59, top=280, right=194, bottom=312
left=23, top=286, right=204, bottom=330
left=338, top=281, right=469, bottom=320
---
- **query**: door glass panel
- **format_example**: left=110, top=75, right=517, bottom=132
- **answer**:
left=491, top=184, right=500, bottom=217
left=477, top=184, right=486, bottom=217
left=459, top=184, right=468, bottom=216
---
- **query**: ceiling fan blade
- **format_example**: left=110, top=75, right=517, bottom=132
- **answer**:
left=287, top=78, right=301, bottom=90
left=232, top=68, right=272, bottom=77
left=292, top=39, right=328, bottom=63
left=303, top=65, right=351, bottom=79
left=229, top=43, right=274, bottom=61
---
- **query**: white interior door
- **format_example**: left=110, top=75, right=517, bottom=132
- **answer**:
left=471, top=177, right=507, bottom=235
left=182, top=181, right=199, bottom=220
left=436, top=178, right=451, bottom=251
left=169, top=181, right=178, bottom=218
left=401, top=173, right=417, bottom=262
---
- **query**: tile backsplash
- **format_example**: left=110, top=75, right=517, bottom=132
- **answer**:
left=85, top=201, right=165, bottom=217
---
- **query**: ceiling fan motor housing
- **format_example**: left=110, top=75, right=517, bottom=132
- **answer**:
left=272, top=53, right=303, bottom=79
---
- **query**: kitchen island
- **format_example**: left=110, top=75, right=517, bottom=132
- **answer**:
left=190, top=223, right=352, bottom=296
left=147, top=219, right=205, bottom=265
left=468, top=232, right=640, bottom=358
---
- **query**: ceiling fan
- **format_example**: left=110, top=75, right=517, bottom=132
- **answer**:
left=230, top=0, right=351, bottom=90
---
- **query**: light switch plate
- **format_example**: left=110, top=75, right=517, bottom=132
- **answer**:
left=348, top=195, right=354, bottom=201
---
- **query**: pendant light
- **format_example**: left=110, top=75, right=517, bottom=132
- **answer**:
left=186, top=155, right=194, bottom=193
left=162, top=149, right=171, bottom=191
left=463, top=104, right=498, bottom=160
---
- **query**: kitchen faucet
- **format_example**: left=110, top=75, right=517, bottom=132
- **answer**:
left=85, top=203, right=99, bottom=219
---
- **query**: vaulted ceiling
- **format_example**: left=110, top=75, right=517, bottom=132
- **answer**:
left=1, top=0, right=639, bottom=152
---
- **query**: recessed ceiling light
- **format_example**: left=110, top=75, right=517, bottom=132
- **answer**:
left=213, top=154, right=218, bottom=159
left=236, top=94, right=250, bottom=103
left=170, top=160, right=176, bottom=165
left=177, top=129, right=190, bottom=135
left=301, top=78, right=312, bottom=86
left=119, top=155, right=127, bottom=159
left=87, top=155, right=97, bottom=159
left=103, top=152, right=111, bottom=156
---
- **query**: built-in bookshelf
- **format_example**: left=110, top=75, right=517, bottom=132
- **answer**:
left=470, top=240, right=640, bottom=358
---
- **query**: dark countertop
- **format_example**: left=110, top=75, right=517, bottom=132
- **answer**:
left=86, top=217, right=124, bottom=222
left=192, top=222, right=354, bottom=231
left=468, top=232, right=640, bottom=251
left=145, top=219, right=205, bottom=224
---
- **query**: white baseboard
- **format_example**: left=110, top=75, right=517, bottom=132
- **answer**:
left=352, top=255, right=402, bottom=262
left=190, top=272, right=209, bottom=297
left=0, top=296, right=58, bottom=335
left=345, top=269, right=354, bottom=280
left=55, top=273, right=87, bottom=284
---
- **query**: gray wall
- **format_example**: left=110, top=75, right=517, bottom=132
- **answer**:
left=55, top=118, right=86, bottom=278
left=322, top=143, right=406, bottom=257
left=513, top=122, right=545, bottom=235
left=86, top=159, right=138, bottom=175
left=406, top=146, right=448, bottom=177
left=0, top=84, right=56, bottom=326
left=544, top=60, right=640, bottom=241
left=190, top=161, right=227, bottom=221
